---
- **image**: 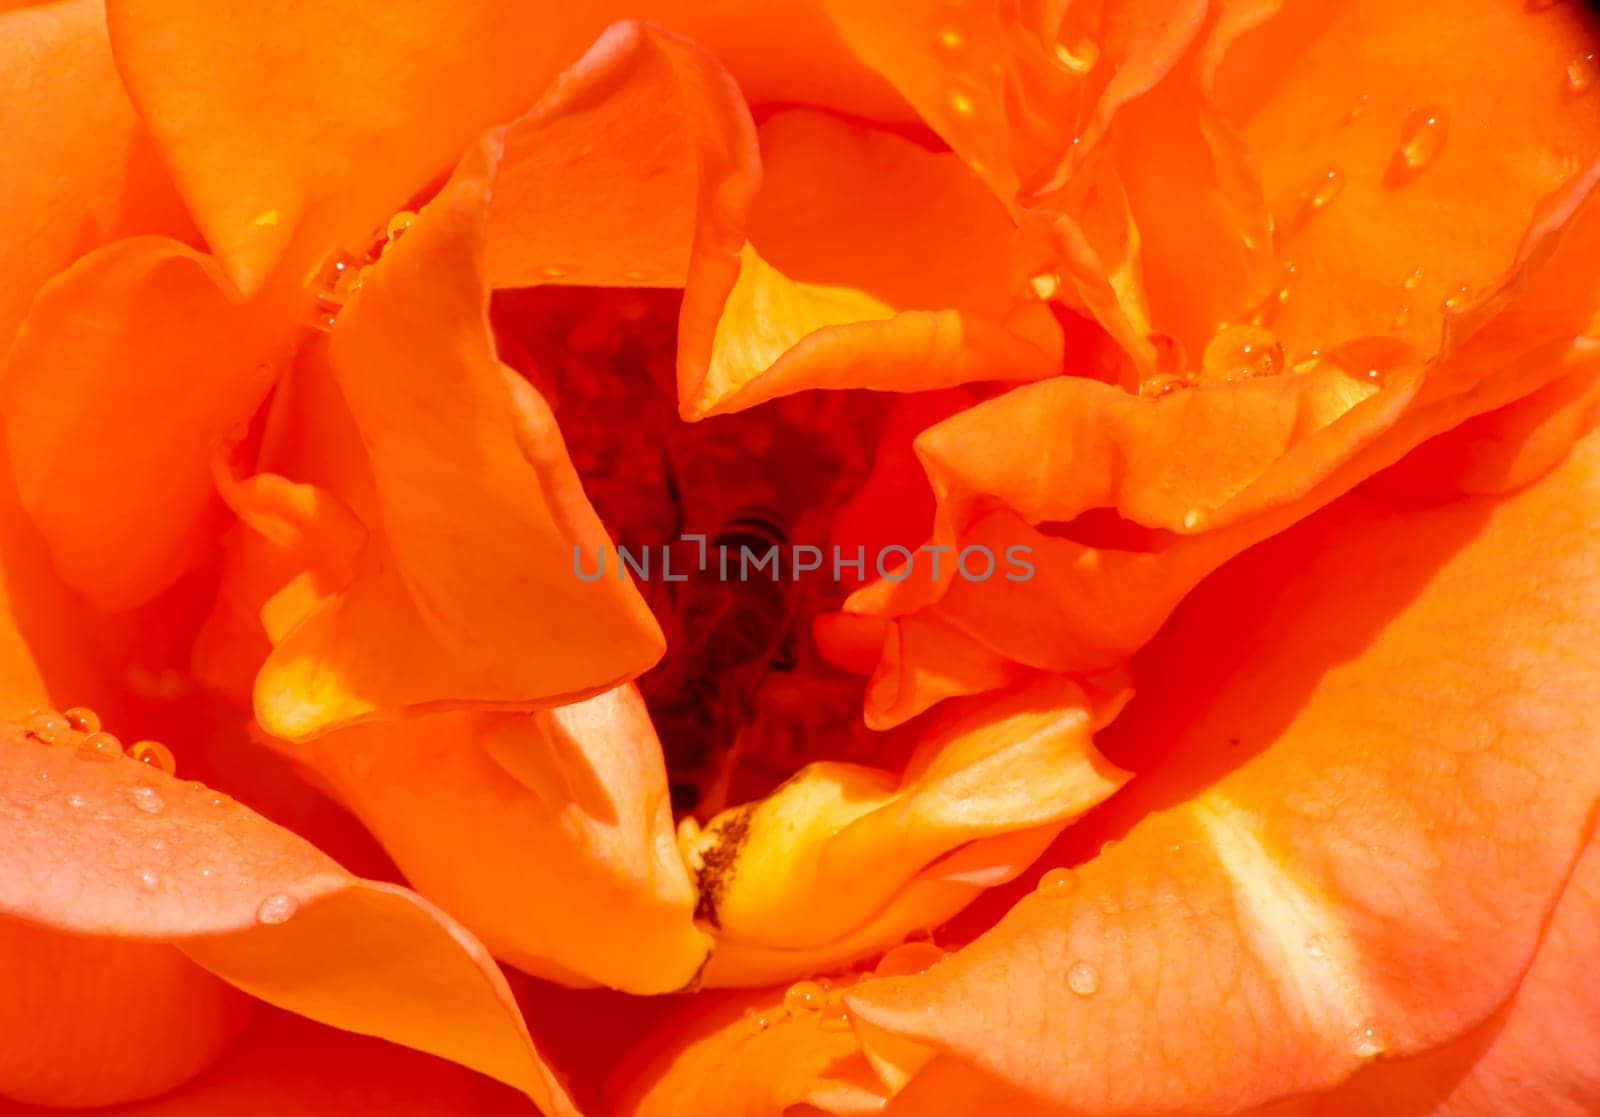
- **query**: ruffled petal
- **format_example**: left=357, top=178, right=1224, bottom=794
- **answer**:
left=103, top=0, right=902, bottom=295
left=842, top=201, right=1600, bottom=722
left=0, top=239, right=292, bottom=612
left=0, top=721, right=576, bottom=1114
left=679, top=110, right=1060, bottom=419
left=250, top=133, right=663, bottom=740
left=686, top=676, right=1127, bottom=986
left=844, top=424, right=1600, bottom=1113
left=0, top=0, right=194, bottom=348
left=263, top=688, right=709, bottom=994
left=486, top=22, right=759, bottom=295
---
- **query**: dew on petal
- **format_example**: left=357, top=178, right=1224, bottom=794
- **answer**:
left=62, top=707, right=101, bottom=733
left=1294, top=166, right=1345, bottom=227
left=385, top=210, right=417, bottom=241
left=949, top=90, right=976, bottom=116
left=937, top=27, right=963, bottom=49
left=1402, top=267, right=1423, bottom=291
left=129, top=740, right=177, bottom=775
left=1028, top=271, right=1061, bottom=300
left=1441, top=284, right=1472, bottom=312
left=1390, top=307, right=1411, bottom=329
left=1568, top=51, right=1598, bottom=94
left=24, top=711, right=68, bottom=745
left=1066, top=960, right=1100, bottom=996
left=1391, top=107, right=1448, bottom=181
left=78, top=732, right=124, bottom=761
left=1345, top=92, right=1371, bottom=123
left=742, top=1008, right=772, bottom=1032
left=1054, top=39, right=1100, bottom=75
left=125, top=784, right=165, bottom=815
left=256, top=893, right=299, bottom=925
left=1139, top=374, right=1188, bottom=399
left=1034, top=867, right=1075, bottom=896
left=1305, top=934, right=1328, bottom=959
left=1349, top=1026, right=1383, bottom=1057
left=137, top=870, right=159, bottom=892
left=783, top=980, right=825, bottom=1015
left=540, top=265, right=572, bottom=280
left=874, top=941, right=948, bottom=977
left=1200, top=324, right=1284, bottom=383
left=65, top=793, right=87, bottom=809
left=818, top=1005, right=854, bottom=1032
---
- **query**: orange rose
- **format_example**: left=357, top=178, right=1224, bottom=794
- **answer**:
left=3, top=0, right=1598, bottom=1114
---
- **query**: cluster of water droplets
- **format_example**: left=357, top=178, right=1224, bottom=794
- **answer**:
left=21, top=706, right=176, bottom=774
left=304, top=210, right=417, bottom=331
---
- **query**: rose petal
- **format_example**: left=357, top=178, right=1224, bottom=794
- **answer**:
left=845, top=424, right=1600, bottom=1112
left=608, top=980, right=887, bottom=1117
left=251, top=133, right=664, bottom=740
left=0, top=723, right=576, bottom=1114
left=0, top=0, right=194, bottom=348
left=103, top=0, right=902, bottom=295
left=0, top=239, right=292, bottom=611
left=1243, top=831, right=1600, bottom=1117
left=687, top=676, right=1127, bottom=986
left=0, top=1008, right=497, bottom=1117
left=486, top=22, right=759, bottom=295
left=679, top=110, right=1061, bottom=419
left=265, top=688, right=709, bottom=994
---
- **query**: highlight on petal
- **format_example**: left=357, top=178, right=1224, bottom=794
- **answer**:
left=678, top=110, right=1062, bottom=419
left=0, top=238, right=292, bottom=612
left=684, top=676, right=1128, bottom=986
left=486, top=21, right=759, bottom=295
left=0, top=720, right=576, bottom=1114
left=844, top=424, right=1600, bottom=1113
left=1244, top=829, right=1600, bottom=1117
left=264, top=687, right=709, bottom=994
left=103, top=0, right=902, bottom=296
left=249, top=133, right=664, bottom=740
left=0, top=0, right=194, bottom=349
left=0, top=1007, right=497, bottom=1117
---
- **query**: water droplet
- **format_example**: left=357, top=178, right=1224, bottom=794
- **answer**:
left=1349, top=1025, right=1382, bottom=1057
left=1098, top=839, right=1119, bottom=855
left=1034, top=868, right=1074, bottom=896
left=150, top=838, right=166, bottom=852
left=1392, top=106, right=1448, bottom=179
left=1390, top=306, right=1411, bottom=329
left=137, top=870, right=159, bottom=892
left=1569, top=51, right=1598, bottom=94
left=622, top=268, right=653, bottom=282
left=1054, top=39, right=1100, bottom=75
left=783, top=980, right=825, bottom=1015
left=1200, top=323, right=1285, bottom=383
left=1327, top=335, right=1413, bottom=386
left=1139, top=373, right=1187, bottom=398
left=1441, top=283, right=1471, bottom=312
left=62, top=707, right=101, bottom=733
left=1294, top=166, right=1345, bottom=227
left=1345, top=92, right=1371, bottom=123
left=65, top=793, right=87, bottom=809
left=818, top=1005, right=854, bottom=1032
left=949, top=90, right=976, bottom=116
left=1028, top=271, right=1061, bottom=300
left=25, top=711, right=68, bottom=744
left=385, top=210, right=417, bottom=240
left=874, top=941, right=948, bottom=977
left=743, top=1008, right=772, bottom=1032
left=77, top=732, right=123, bottom=761
left=129, top=740, right=177, bottom=775
left=937, top=27, right=963, bottom=49
left=1066, top=960, right=1100, bottom=996
left=199, top=867, right=215, bottom=879
left=126, top=784, right=165, bottom=815
left=1402, top=267, right=1423, bottom=291
left=540, top=265, right=571, bottom=280
left=256, top=893, right=298, bottom=925
left=1305, top=934, right=1328, bottom=959
left=1182, top=509, right=1204, bottom=531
